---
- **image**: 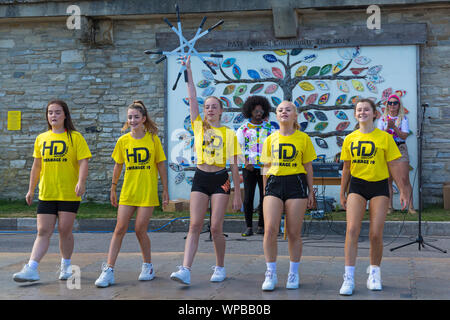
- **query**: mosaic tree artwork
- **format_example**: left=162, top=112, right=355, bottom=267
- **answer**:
left=166, top=46, right=417, bottom=203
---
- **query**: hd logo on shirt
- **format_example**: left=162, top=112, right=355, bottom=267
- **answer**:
left=271, top=143, right=299, bottom=167
left=42, top=140, right=68, bottom=161
left=203, top=133, right=223, bottom=157
left=126, top=147, right=150, bottom=164
left=350, top=141, right=377, bottom=164
left=272, top=143, right=298, bottom=161
left=126, top=147, right=152, bottom=171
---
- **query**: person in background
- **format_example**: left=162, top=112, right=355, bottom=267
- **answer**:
left=236, top=96, right=275, bottom=237
left=377, top=94, right=416, bottom=214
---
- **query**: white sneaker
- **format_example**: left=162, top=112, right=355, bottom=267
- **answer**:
left=138, top=263, right=155, bottom=281
left=339, top=274, right=355, bottom=296
left=59, top=263, right=73, bottom=280
left=262, top=270, right=277, bottom=291
left=95, top=263, right=115, bottom=288
left=13, top=264, right=40, bottom=283
left=170, top=266, right=191, bottom=285
left=210, top=266, right=226, bottom=282
left=286, top=272, right=299, bottom=289
left=367, top=266, right=382, bottom=291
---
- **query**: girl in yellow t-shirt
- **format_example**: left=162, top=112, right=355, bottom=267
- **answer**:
left=94, top=101, right=169, bottom=288
left=13, top=100, right=91, bottom=283
left=338, top=98, right=412, bottom=296
left=259, top=100, right=316, bottom=291
left=170, top=56, right=242, bottom=286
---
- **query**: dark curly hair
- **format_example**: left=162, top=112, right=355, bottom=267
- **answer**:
left=242, top=95, right=271, bottom=119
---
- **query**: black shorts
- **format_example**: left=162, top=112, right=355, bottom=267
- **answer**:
left=191, top=168, right=231, bottom=196
left=348, top=176, right=389, bottom=201
left=37, top=200, right=80, bottom=215
left=265, top=173, right=309, bottom=202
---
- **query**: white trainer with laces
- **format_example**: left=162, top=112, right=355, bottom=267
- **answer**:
left=210, top=266, right=226, bottom=282
left=13, top=264, right=40, bottom=283
left=59, top=263, right=73, bottom=280
left=138, top=263, right=155, bottom=281
left=339, top=274, right=355, bottom=296
left=95, top=263, right=115, bottom=288
left=262, top=270, right=277, bottom=291
left=286, top=272, right=299, bottom=289
left=367, top=266, right=382, bottom=291
left=170, top=266, right=191, bottom=285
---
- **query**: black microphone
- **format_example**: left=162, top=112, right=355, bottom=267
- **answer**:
left=422, top=103, right=429, bottom=108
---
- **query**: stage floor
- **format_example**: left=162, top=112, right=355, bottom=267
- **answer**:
left=1, top=232, right=449, bottom=301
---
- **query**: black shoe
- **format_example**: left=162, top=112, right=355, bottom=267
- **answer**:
left=256, top=227, right=264, bottom=235
left=242, top=228, right=253, bottom=237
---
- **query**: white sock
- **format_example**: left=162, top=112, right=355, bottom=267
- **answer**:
left=369, top=265, right=380, bottom=273
left=266, top=262, right=276, bottom=273
left=143, top=262, right=153, bottom=267
left=28, top=260, right=39, bottom=270
left=344, top=266, right=355, bottom=279
left=215, top=266, right=225, bottom=271
left=61, top=258, right=71, bottom=266
left=289, top=261, right=300, bottom=274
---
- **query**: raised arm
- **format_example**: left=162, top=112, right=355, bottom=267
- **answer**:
left=182, top=56, right=200, bottom=121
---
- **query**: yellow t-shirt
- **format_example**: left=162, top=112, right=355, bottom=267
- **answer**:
left=191, top=114, right=241, bottom=167
left=112, top=132, right=166, bottom=207
left=340, top=128, right=401, bottom=182
left=33, top=130, right=92, bottom=201
left=261, top=130, right=317, bottom=176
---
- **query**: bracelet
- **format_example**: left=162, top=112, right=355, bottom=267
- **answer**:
left=112, top=182, right=117, bottom=186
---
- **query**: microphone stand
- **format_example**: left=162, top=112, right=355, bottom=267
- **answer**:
left=390, top=103, right=447, bottom=253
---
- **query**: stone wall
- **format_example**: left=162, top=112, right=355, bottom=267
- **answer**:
left=0, top=18, right=167, bottom=202
left=0, top=4, right=449, bottom=205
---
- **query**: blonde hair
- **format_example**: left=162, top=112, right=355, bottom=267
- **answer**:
left=122, top=100, right=158, bottom=138
left=277, top=101, right=300, bottom=131
left=383, top=95, right=405, bottom=127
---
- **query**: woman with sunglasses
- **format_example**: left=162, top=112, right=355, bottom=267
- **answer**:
left=377, top=95, right=416, bottom=214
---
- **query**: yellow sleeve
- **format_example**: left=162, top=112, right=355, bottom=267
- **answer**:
left=302, top=134, right=317, bottom=164
left=340, top=135, right=351, bottom=161
left=154, top=135, right=167, bottom=163
left=75, top=133, right=92, bottom=160
left=33, top=135, right=41, bottom=158
left=111, top=138, right=124, bottom=164
left=227, top=129, right=242, bottom=158
left=191, top=114, right=203, bottom=134
left=260, top=135, right=272, bottom=164
left=385, top=134, right=402, bottom=162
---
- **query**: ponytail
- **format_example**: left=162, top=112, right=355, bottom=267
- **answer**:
left=122, top=100, right=158, bottom=139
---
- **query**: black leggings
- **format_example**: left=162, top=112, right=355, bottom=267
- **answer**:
left=242, top=167, right=264, bottom=229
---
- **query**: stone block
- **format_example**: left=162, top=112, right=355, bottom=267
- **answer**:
left=61, top=50, right=84, bottom=63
